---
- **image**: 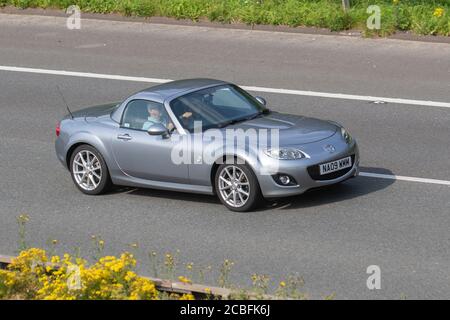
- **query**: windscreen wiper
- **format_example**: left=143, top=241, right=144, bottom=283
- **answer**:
left=217, top=118, right=246, bottom=128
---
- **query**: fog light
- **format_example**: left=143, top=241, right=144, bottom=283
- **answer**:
left=272, top=174, right=297, bottom=186
left=279, top=175, right=290, bottom=185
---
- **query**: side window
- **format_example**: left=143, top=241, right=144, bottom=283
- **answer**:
left=121, top=100, right=169, bottom=131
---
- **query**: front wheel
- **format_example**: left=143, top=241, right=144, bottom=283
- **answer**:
left=70, top=145, right=111, bottom=195
left=215, top=163, right=262, bottom=212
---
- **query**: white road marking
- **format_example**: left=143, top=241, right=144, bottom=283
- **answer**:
left=1, top=65, right=450, bottom=109
left=75, top=43, right=107, bottom=49
left=0, top=65, right=449, bottom=188
left=359, top=172, right=450, bottom=186
left=0, top=65, right=172, bottom=84
left=243, top=86, right=450, bottom=109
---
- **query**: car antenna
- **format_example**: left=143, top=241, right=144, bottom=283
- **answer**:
left=56, top=85, right=74, bottom=119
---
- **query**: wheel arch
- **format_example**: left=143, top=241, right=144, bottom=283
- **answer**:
left=66, top=142, right=94, bottom=168
left=65, top=133, right=111, bottom=170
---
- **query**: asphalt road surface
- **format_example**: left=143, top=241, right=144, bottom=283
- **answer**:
left=0, top=14, right=449, bottom=299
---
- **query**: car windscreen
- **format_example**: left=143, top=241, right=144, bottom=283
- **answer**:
left=169, top=84, right=265, bottom=132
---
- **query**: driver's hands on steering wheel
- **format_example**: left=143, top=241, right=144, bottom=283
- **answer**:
left=182, top=112, right=193, bottom=119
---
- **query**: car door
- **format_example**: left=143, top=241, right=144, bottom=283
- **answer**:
left=111, top=99, right=189, bottom=184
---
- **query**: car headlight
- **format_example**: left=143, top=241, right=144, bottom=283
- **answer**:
left=264, top=148, right=309, bottom=160
left=341, top=127, right=352, bottom=144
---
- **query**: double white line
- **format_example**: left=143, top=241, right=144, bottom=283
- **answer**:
left=1, top=65, right=449, bottom=187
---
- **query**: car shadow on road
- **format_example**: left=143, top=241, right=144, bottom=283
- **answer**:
left=110, top=167, right=396, bottom=211
left=259, top=167, right=396, bottom=211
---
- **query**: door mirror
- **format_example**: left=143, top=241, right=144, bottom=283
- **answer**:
left=255, top=96, right=267, bottom=106
left=148, top=123, right=170, bottom=138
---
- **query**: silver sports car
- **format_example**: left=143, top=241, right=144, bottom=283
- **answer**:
left=55, top=79, right=359, bottom=211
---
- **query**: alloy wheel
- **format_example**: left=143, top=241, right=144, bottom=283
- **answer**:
left=72, top=150, right=102, bottom=191
left=218, top=165, right=251, bottom=208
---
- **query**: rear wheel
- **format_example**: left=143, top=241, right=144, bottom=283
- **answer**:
left=70, top=145, right=111, bottom=195
left=215, top=163, right=262, bottom=212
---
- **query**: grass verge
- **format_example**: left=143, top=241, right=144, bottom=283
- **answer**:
left=0, top=0, right=449, bottom=36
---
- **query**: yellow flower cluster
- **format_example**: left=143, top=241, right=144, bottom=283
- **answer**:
left=179, top=293, right=195, bottom=300
left=0, top=248, right=159, bottom=300
left=433, top=7, right=445, bottom=18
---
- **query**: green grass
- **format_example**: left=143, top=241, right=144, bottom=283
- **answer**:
left=1, top=0, right=449, bottom=36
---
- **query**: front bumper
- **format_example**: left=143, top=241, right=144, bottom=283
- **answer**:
left=256, top=135, right=359, bottom=198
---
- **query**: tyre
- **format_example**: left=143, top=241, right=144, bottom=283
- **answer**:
left=69, top=145, right=112, bottom=195
left=215, top=163, right=262, bottom=212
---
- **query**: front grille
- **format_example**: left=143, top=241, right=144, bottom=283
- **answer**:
left=307, top=155, right=355, bottom=181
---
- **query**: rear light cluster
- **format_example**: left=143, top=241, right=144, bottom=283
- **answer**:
left=56, top=122, right=61, bottom=137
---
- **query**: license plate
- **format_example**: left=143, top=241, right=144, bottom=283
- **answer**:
left=319, top=156, right=352, bottom=175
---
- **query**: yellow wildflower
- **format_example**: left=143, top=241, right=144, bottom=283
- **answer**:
left=17, top=214, right=29, bottom=223
left=433, top=7, right=444, bottom=18
left=178, top=276, right=192, bottom=284
left=50, top=256, right=60, bottom=264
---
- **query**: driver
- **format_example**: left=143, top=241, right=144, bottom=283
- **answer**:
left=142, top=103, right=173, bottom=131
